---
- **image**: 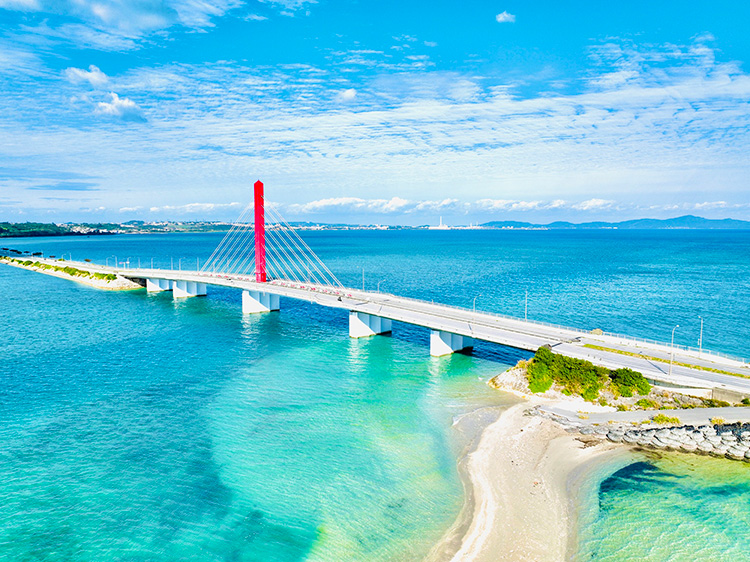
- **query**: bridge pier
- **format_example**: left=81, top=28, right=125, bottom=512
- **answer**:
left=146, top=278, right=172, bottom=292
left=430, top=330, right=474, bottom=357
left=242, top=290, right=280, bottom=314
left=173, top=280, right=207, bottom=298
left=349, top=311, right=392, bottom=338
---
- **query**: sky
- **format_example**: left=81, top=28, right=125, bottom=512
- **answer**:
left=1, top=0, right=749, bottom=225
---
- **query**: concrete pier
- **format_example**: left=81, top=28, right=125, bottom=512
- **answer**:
left=242, top=290, right=280, bottom=314
left=430, top=329, right=474, bottom=357
left=173, top=280, right=207, bottom=298
left=349, top=311, right=392, bottom=338
left=146, top=278, right=172, bottom=292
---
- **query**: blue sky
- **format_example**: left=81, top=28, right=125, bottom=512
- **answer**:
left=1, top=0, right=749, bottom=225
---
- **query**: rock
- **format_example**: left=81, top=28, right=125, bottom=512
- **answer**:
left=579, top=426, right=594, bottom=435
left=697, top=442, right=714, bottom=454
left=727, top=447, right=746, bottom=460
left=711, top=444, right=730, bottom=456
left=680, top=442, right=698, bottom=453
left=722, top=434, right=738, bottom=444
left=637, top=436, right=653, bottom=447
left=594, top=426, right=610, bottom=435
left=744, top=450, right=750, bottom=460
left=707, top=435, right=722, bottom=445
left=656, top=429, right=671, bottom=438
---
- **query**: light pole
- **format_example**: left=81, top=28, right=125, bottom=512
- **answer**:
left=525, top=290, right=528, bottom=321
left=698, top=316, right=704, bottom=357
left=179, top=258, right=183, bottom=271
left=669, top=324, right=680, bottom=377
left=377, top=280, right=385, bottom=292
left=197, top=257, right=200, bottom=271
left=362, top=267, right=365, bottom=291
left=137, top=257, right=141, bottom=269
left=151, top=257, right=154, bottom=269
left=473, top=294, right=481, bottom=312
left=171, top=257, right=174, bottom=270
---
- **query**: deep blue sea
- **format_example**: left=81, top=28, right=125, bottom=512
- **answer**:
left=2, top=229, right=750, bottom=560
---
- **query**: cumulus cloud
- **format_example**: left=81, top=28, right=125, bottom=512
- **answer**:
left=94, top=92, right=146, bottom=121
left=338, top=88, right=357, bottom=101
left=572, top=199, right=615, bottom=211
left=495, top=11, right=515, bottom=23
left=288, top=197, right=411, bottom=214
left=65, top=64, right=108, bottom=87
left=149, top=202, right=242, bottom=213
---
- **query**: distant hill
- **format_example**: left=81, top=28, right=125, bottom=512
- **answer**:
left=481, top=215, right=750, bottom=230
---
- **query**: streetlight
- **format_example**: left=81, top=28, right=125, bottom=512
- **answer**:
left=669, top=324, right=680, bottom=377
left=377, top=280, right=385, bottom=292
left=698, top=316, right=704, bottom=358
left=171, top=257, right=174, bottom=270
left=179, top=258, right=183, bottom=270
left=525, top=290, right=528, bottom=321
left=362, top=267, right=365, bottom=291
left=473, top=294, right=481, bottom=312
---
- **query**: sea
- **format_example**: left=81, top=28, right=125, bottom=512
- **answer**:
left=1, top=229, right=749, bottom=560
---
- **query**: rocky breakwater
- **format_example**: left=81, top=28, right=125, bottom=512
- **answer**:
left=529, top=408, right=750, bottom=463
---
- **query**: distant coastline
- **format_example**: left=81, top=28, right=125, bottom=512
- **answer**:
left=1, top=214, right=749, bottom=239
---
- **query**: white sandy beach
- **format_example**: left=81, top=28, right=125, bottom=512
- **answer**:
left=430, top=397, right=631, bottom=562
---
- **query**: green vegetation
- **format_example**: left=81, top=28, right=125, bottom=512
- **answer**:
left=526, top=347, right=651, bottom=401
left=583, top=343, right=749, bottom=380
left=610, top=367, right=652, bottom=397
left=710, top=417, right=725, bottom=425
left=1, top=257, right=116, bottom=282
left=635, top=398, right=658, bottom=409
left=0, top=222, right=69, bottom=237
left=652, top=413, right=680, bottom=424
left=702, top=399, right=731, bottom=408
left=742, top=398, right=750, bottom=406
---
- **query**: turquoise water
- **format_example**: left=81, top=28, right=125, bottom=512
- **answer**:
left=2, top=229, right=750, bottom=559
left=577, top=454, right=750, bottom=561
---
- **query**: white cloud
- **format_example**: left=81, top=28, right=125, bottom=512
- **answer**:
left=0, top=0, right=39, bottom=8
left=495, top=11, right=515, bottom=23
left=119, top=206, right=142, bottom=212
left=94, top=92, right=145, bottom=121
left=693, top=201, right=728, bottom=210
left=338, top=88, right=357, bottom=101
left=572, top=199, right=615, bottom=211
left=149, top=202, right=242, bottom=213
left=288, top=197, right=411, bottom=214
left=65, top=65, right=108, bottom=87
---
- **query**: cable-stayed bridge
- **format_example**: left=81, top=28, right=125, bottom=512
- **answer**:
left=11, top=180, right=750, bottom=396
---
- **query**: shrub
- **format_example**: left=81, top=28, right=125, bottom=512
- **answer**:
left=710, top=417, right=725, bottom=425
left=635, top=398, right=658, bottom=409
left=616, top=404, right=630, bottom=412
left=742, top=398, right=750, bottom=406
left=652, top=413, right=680, bottom=425
left=703, top=399, right=731, bottom=408
left=610, top=368, right=651, bottom=397
left=527, top=361, right=553, bottom=393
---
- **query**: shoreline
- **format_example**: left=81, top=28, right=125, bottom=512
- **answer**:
left=430, top=395, right=635, bottom=562
left=0, top=257, right=143, bottom=291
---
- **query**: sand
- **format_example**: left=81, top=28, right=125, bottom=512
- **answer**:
left=430, top=398, right=631, bottom=561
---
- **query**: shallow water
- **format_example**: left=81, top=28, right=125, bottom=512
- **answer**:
left=2, top=229, right=750, bottom=559
left=577, top=453, right=750, bottom=561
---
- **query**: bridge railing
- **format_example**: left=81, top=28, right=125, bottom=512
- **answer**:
left=370, top=290, right=748, bottom=365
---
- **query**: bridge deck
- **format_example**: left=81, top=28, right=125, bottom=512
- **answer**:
left=6, top=257, right=749, bottom=395
left=116, top=267, right=750, bottom=394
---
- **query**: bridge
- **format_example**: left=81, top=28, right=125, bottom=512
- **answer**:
left=9, top=180, right=750, bottom=397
